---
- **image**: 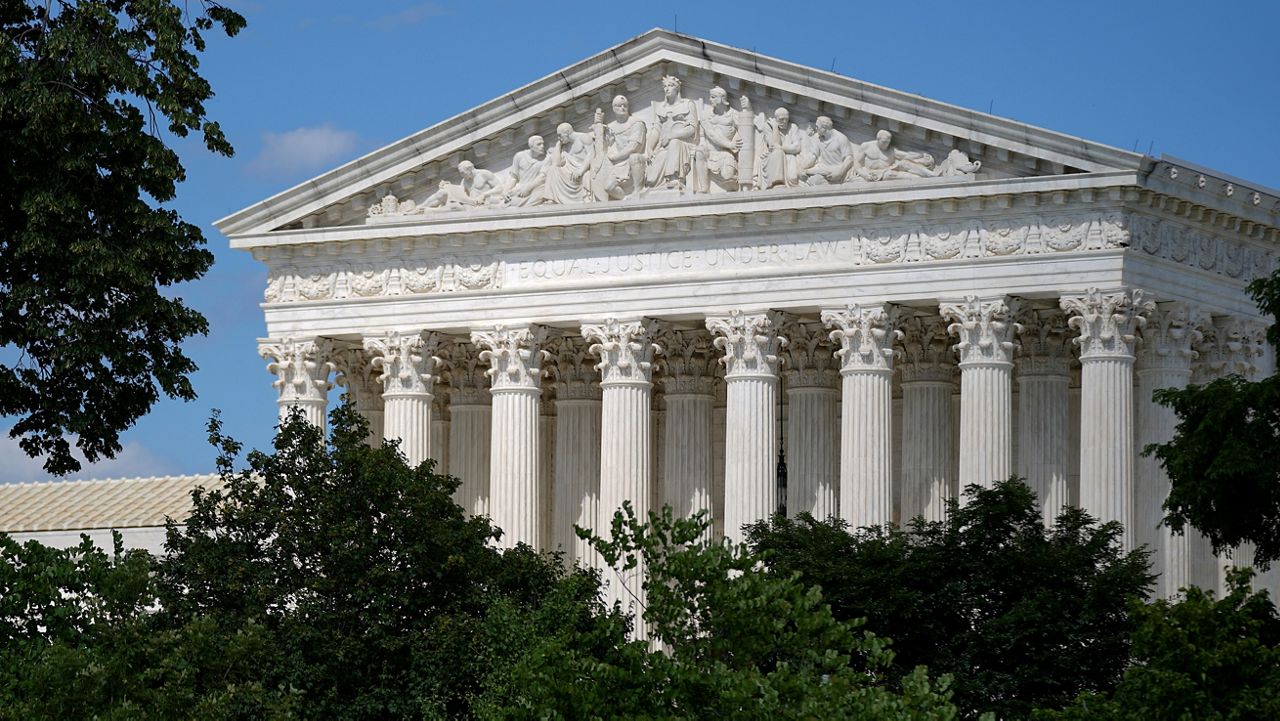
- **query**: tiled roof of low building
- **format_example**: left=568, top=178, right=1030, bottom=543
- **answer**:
left=0, top=474, right=223, bottom=532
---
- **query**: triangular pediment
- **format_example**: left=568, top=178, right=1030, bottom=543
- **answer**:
left=216, top=29, right=1147, bottom=238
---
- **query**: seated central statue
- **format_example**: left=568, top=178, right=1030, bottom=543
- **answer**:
left=645, top=75, right=699, bottom=191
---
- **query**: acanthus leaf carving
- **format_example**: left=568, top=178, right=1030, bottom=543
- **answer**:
left=778, top=317, right=839, bottom=388
left=654, top=326, right=719, bottom=394
left=258, top=337, right=337, bottom=403
left=1060, top=288, right=1154, bottom=360
left=1193, top=316, right=1267, bottom=381
left=581, top=318, right=662, bottom=385
left=471, top=325, right=548, bottom=390
left=545, top=335, right=602, bottom=400
left=940, top=296, right=1022, bottom=366
left=821, top=304, right=903, bottom=374
left=898, top=314, right=955, bottom=383
left=362, top=330, right=443, bottom=396
left=705, top=310, right=787, bottom=378
left=1138, top=302, right=1209, bottom=372
left=1014, top=306, right=1073, bottom=376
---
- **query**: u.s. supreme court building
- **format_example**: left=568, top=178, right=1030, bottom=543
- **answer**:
left=4, top=30, right=1277, bottom=605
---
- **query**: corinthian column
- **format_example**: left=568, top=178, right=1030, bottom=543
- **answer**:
left=1194, top=317, right=1268, bottom=594
left=259, top=337, right=335, bottom=429
left=1014, top=307, right=1073, bottom=525
left=1138, top=303, right=1209, bottom=597
left=707, top=310, right=787, bottom=543
left=444, top=342, right=492, bottom=519
left=779, top=319, right=840, bottom=520
left=547, top=336, right=603, bottom=564
left=583, top=318, right=661, bottom=638
left=472, top=325, right=547, bottom=550
left=1062, top=288, right=1154, bottom=551
left=940, top=297, right=1021, bottom=492
left=657, top=328, right=718, bottom=531
left=822, top=304, right=902, bottom=528
left=363, top=331, right=442, bottom=467
left=332, top=347, right=384, bottom=446
left=898, top=315, right=955, bottom=523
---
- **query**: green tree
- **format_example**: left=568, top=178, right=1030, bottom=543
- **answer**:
left=1035, top=569, right=1280, bottom=720
left=746, top=479, right=1154, bottom=719
left=1149, top=269, right=1280, bottom=568
left=485, top=503, right=964, bottom=720
left=0, top=0, right=244, bottom=475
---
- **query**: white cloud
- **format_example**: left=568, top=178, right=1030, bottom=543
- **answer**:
left=366, top=2, right=448, bottom=31
left=245, top=123, right=361, bottom=179
left=0, top=433, right=175, bottom=485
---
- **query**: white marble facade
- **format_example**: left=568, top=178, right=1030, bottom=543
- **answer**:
left=221, top=30, right=1280, bottom=601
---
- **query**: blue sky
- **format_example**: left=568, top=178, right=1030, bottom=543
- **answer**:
left=3, top=0, right=1279, bottom=482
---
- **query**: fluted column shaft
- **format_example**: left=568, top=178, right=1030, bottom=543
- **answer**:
left=488, top=387, right=541, bottom=547
left=901, top=377, right=954, bottom=522
left=1137, top=363, right=1214, bottom=595
left=786, top=385, right=839, bottom=519
left=449, top=398, right=491, bottom=516
left=430, top=404, right=449, bottom=474
left=1063, top=288, right=1154, bottom=551
left=1079, top=357, right=1134, bottom=541
left=473, top=326, right=547, bottom=550
left=708, top=311, right=786, bottom=543
left=554, top=397, right=602, bottom=563
left=1018, top=367, right=1071, bottom=524
left=723, top=376, right=778, bottom=535
left=663, top=390, right=715, bottom=523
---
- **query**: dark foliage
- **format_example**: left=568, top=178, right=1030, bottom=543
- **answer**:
left=0, top=1, right=244, bottom=474
left=747, top=478, right=1154, bottom=719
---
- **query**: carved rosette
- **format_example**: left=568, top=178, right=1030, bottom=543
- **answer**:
left=897, top=314, right=955, bottom=383
left=705, top=310, right=788, bottom=379
left=1014, top=307, right=1074, bottom=376
left=545, top=335, right=603, bottom=401
left=1138, top=303, right=1208, bottom=373
left=471, top=325, right=549, bottom=391
left=581, top=318, right=661, bottom=386
left=940, top=296, right=1022, bottom=367
left=778, top=317, right=839, bottom=389
left=258, top=337, right=337, bottom=404
left=656, top=327, right=720, bottom=396
left=442, top=342, right=491, bottom=405
left=821, top=304, right=903, bottom=375
left=1194, top=316, right=1267, bottom=381
left=1060, top=288, right=1154, bottom=361
left=362, top=331, right=443, bottom=397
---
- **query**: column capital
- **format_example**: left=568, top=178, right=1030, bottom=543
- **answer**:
left=331, top=347, right=382, bottom=410
left=259, top=337, right=336, bottom=404
left=656, top=327, right=720, bottom=394
left=706, top=310, right=788, bottom=379
left=940, top=295, right=1021, bottom=367
left=1015, top=306, right=1073, bottom=377
left=546, top=335, right=603, bottom=400
left=1194, top=315, right=1267, bottom=381
left=1137, top=302, right=1210, bottom=374
left=362, top=330, right=443, bottom=397
left=898, top=314, right=956, bottom=384
left=778, top=317, right=840, bottom=388
left=1060, top=288, right=1154, bottom=361
left=581, top=318, right=661, bottom=386
left=471, top=325, right=548, bottom=391
left=822, top=303, right=903, bottom=375
left=442, top=341, right=489, bottom=404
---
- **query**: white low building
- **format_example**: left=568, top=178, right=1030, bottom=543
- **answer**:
left=4, top=30, right=1277, bottom=606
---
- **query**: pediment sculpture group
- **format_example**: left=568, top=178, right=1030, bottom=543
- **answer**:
left=368, top=76, right=982, bottom=219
